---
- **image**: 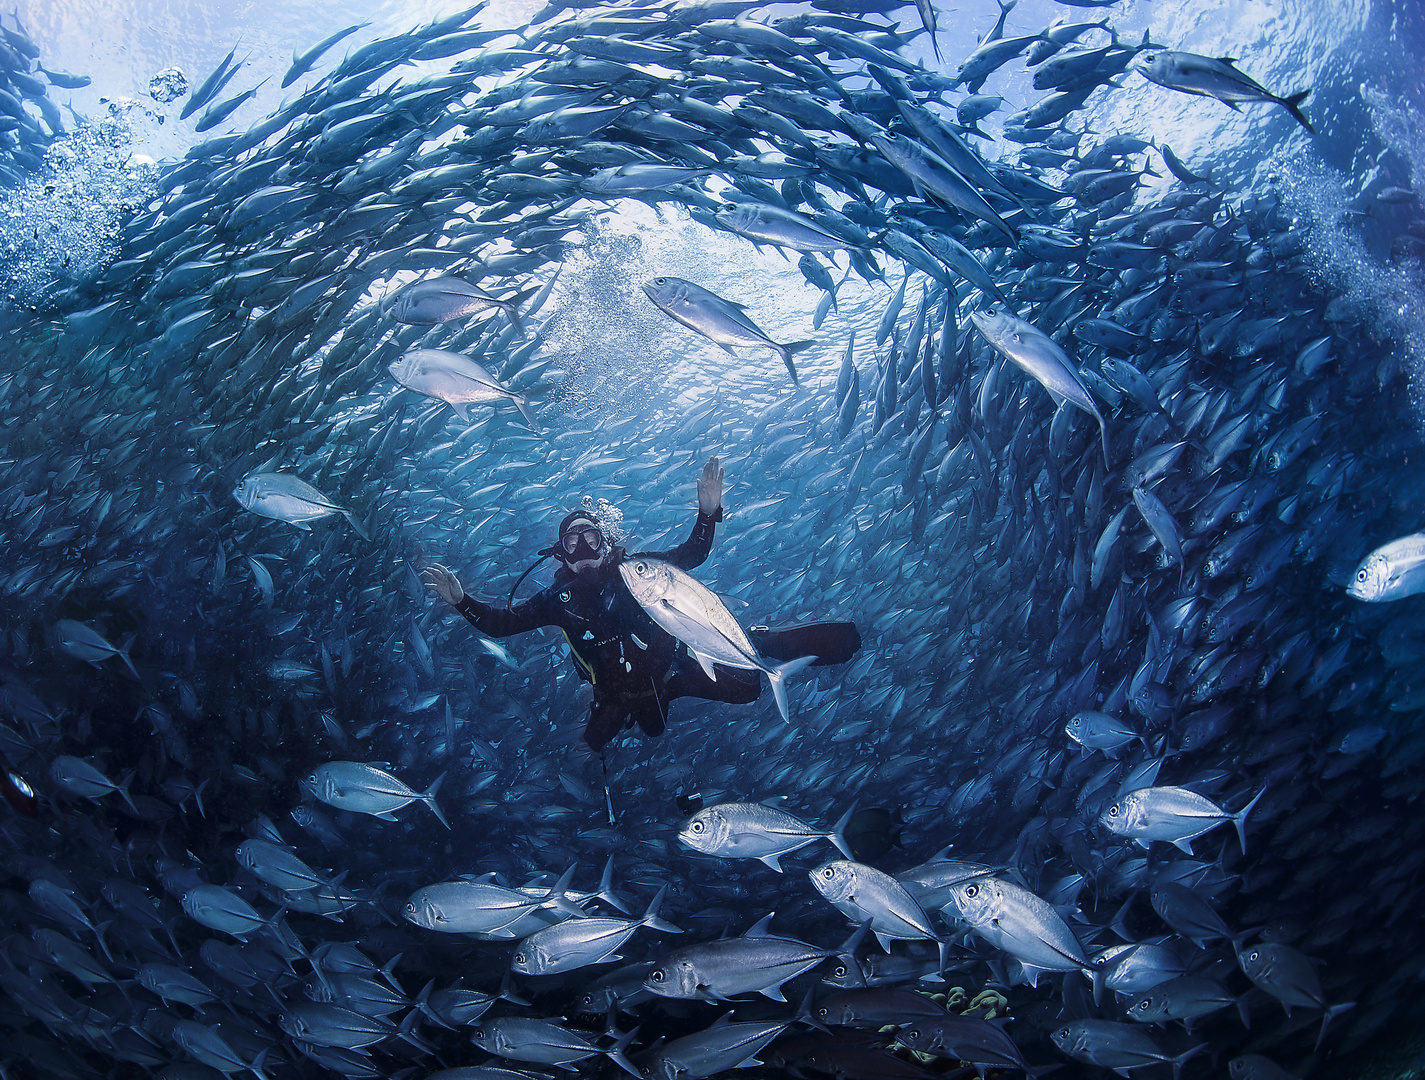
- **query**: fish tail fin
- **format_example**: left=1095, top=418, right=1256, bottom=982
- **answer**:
left=642, top=884, right=682, bottom=934
left=1281, top=89, right=1314, bottom=133
left=342, top=511, right=371, bottom=542
left=116, top=770, right=139, bottom=814
left=548, top=863, right=588, bottom=918
left=1096, top=406, right=1111, bottom=466
left=498, top=969, right=530, bottom=1006
left=779, top=340, right=815, bottom=385
left=596, top=853, right=631, bottom=914
left=766, top=655, right=818, bottom=722
left=795, top=980, right=830, bottom=1032
left=415, top=977, right=455, bottom=1029
left=1170, top=1044, right=1206, bottom=1080
left=1231, top=785, right=1267, bottom=854
left=503, top=284, right=539, bottom=336
left=421, top=771, right=450, bottom=829
left=834, top=919, right=871, bottom=985
left=116, top=635, right=140, bottom=680
left=828, top=799, right=859, bottom=860
left=606, top=1024, right=641, bottom=1078
left=513, top=393, right=540, bottom=430
left=1316, top=1002, right=1355, bottom=1052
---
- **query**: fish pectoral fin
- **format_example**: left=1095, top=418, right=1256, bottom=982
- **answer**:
left=291, top=521, right=312, bottom=531
left=690, top=649, right=719, bottom=681
left=757, top=853, right=784, bottom=873
left=758, top=985, right=788, bottom=1002
left=451, top=402, right=471, bottom=422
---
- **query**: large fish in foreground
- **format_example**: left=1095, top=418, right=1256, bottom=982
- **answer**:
left=969, top=306, right=1109, bottom=465
left=233, top=472, right=369, bottom=538
left=641, top=276, right=812, bottom=384
left=1345, top=532, right=1425, bottom=601
left=1133, top=49, right=1313, bottom=132
left=618, top=557, right=816, bottom=723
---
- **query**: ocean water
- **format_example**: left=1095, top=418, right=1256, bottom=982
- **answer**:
left=2, top=1, right=1425, bottom=1079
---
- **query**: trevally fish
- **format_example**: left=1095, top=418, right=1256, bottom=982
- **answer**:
left=677, top=799, right=856, bottom=871
left=968, top=306, right=1109, bottom=464
left=642, top=1016, right=787, bottom=1080
left=233, top=472, right=370, bottom=539
left=715, top=202, right=854, bottom=253
left=619, top=556, right=817, bottom=723
left=52, top=620, right=139, bottom=678
left=640, top=276, right=812, bottom=385
left=510, top=886, right=679, bottom=975
left=1236, top=942, right=1355, bottom=1051
left=1101, top=785, right=1266, bottom=854
left=1346, top=533, right=1425, bottom=601
left=1133, top=50, right=1313, bottom=132
left=404, top=868, right=584, bottom=935
left=946, top=876, right=1094, bottom=987
left=644, top=915, right=866, bottom=1002
left=471, top=1017, right=638, bottom=1076
left=302, top=761, right=449, bottom=828
left=810, top=859, right=937, bottom=951
left=1051, top=1020, right=1203, bottom=1079
left=388, top=348, right=538, bottom=427
left=383, top=276, right=537, bottom=329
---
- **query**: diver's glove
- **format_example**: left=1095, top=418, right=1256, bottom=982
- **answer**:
left=422, top=564, right=464, bottom=606
left=698, top=455, right=724, bottom=518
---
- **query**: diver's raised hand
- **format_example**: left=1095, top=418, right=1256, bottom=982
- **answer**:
left=698, top=455, right=723, bottom=517
left=422, top=564, right=464, bottom=606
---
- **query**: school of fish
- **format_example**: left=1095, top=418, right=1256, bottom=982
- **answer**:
left=1, top=2, right=1423, bottom=1080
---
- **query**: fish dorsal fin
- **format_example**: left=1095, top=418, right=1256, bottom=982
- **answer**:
left=746, top=911, right=776, bottom=937
left=1217, top=55, right=1237, bottom=64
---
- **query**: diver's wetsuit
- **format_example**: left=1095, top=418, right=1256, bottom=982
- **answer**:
left=454, top=510, right=860, bottom=751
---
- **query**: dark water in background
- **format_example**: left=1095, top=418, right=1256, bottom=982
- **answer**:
left=4, top=1, right=1425, bottom=1078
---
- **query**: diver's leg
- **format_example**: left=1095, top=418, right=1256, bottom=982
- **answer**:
left=748, top=621, right=861, bottom=667
left=583, top=695, right=629, bottom=751
left=664, top=653, right=762, bottom=705
left=632, top=698, right=665, bottom=738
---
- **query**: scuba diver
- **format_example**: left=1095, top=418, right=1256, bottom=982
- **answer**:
left=422, top=456, right=860, bottom=752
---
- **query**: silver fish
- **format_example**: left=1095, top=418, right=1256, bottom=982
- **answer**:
left=619, top=556, right=816, bottom=722
left=1346, top=533, right=1425, bottom=601
left=641, top=276, right=812, bottom=384
left=1101, top=785, right=1265, bottom=854
left=388, top=348, right=538, bottom=427
left=677, top=800, right=856, bottom=872
left=969, top=306, right=1109, bottom=464
left=232, top=472, right=369, bottom=538
left=302, top=762, right=449, bottom=828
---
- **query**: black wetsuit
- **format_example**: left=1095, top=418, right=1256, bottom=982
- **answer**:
left=455, top=510, right=861, bottom=751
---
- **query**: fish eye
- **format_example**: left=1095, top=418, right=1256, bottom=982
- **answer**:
left=822, top=867, right=835, bottom=878
left=514, top=953, right=525, bottom=964
left=965, top=884, right=978, bottom=897
left=907, top=1029, right=919, bottom=1040
left=690, top=821, right=704, bottom=833
left=650, top=969, right=665, bottom=982
left=1108, top=805, right=1119, bottom=816
left=1248, top=950, right=1259, bottom=961
left=404, top=903, right=416, bottom=913
left=832, top=964, right=847, bottom=977
left=816, top=1007, right=828, bottom=1019
left=654, top=278, right=666, bottom=286
left=1357, top=569, right=1368, bottom=581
